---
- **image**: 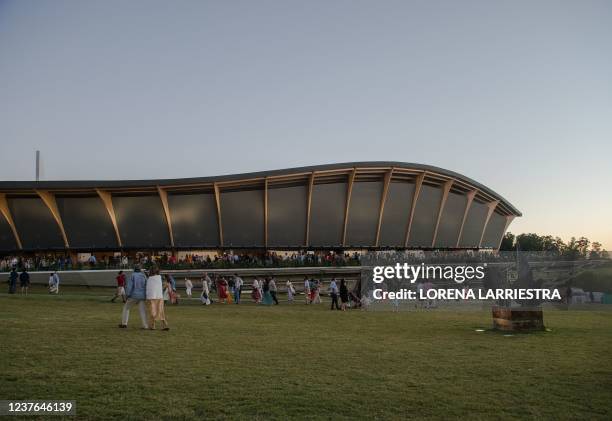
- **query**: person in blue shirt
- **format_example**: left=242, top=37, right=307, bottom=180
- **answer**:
left=119, top=266, right=149, bottom=329
left=329, top=278, right=340, bottom=310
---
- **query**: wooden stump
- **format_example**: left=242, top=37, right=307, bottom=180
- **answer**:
left=492, top=306, right=544, bottom=332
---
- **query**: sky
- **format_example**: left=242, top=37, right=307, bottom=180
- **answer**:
left=0, top=0, right=611, bottom=249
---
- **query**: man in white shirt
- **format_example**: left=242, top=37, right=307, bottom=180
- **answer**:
left=233, top=274, right=243, bottom=304
left=185, top=278, right=193, bottom=298
left=204, top=273, right=212, bottom=287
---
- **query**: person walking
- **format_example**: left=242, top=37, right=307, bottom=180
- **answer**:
left=329, top=278, right=340, bottom=310
left=7, top=267, right=18, bottom=294
left=184, top=278, right=193, bottom=298
left=233, top=274, right=243, bottom=304
left=269, top=277, right=279, bottom=305
left=286, top=280, right=295, bottom=303
left=119, top=265, right=149, bottom=329
left=165, top=274, right=179, bottom=305
left=257, top=277, right=263, bottom=301
left=203, top=273, right=212, bottom=290
left=200, top=276, right=211, bottom=305
left=304, top=277, right=311, bottom=304
left=339, top=279, right=349, bottom=311
left=312, top=279, right=321, bottom=304
left=111, top=270, right=127, bottom=303
left=261, top=278, right=273, bottom=305
left=251, top=278, right=261, bottom=303
left=228, top=276, right=235, bottom=297
left=146, top=267, right=169, bottom=331
left=216, top=276, right=229, bottom=304
left=19, top=269, right=30, bottom=295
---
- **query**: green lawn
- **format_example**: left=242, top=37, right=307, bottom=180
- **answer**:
left=1, top=287, right=611, bottom=420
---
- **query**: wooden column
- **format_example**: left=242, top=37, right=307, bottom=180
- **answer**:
left=214, top=183, right=224, bottom=247
left=404, top=172, right=425, bottom=247
left=431, top=180, right=453, bottom=247
left=342, top=168, right=357, bottom=246
left=157, top=186, right=174, bottom=248
left=375, top=168, right=393, bottom=247
left=497, top=215, right=516, bottom=250
left=478, top=200, right=500, bottom=248
left=0, top=193, right=22, bottom=249
left=456, top=190, right=477, bottom=248
left=96, top=189, right=122, bottom=248
left=36, top=190, right=69, bottom=248
left=305, top=172, right=315, bottom=247
left=264, top=178, right=269, bottom=248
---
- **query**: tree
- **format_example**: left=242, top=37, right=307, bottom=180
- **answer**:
left=499, top=232, right=601, bottom=260
left=515, top=233, right=544, bottom=251
left=590, top=242, right=602, bottom=258
left=563, top=237, right=581, bottom=259
left=577, top=237, right=590, bottom=257
left=551, top=237, right=566, bottom=253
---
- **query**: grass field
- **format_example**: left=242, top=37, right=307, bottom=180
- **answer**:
left=1, top=287, right=611, bottom=420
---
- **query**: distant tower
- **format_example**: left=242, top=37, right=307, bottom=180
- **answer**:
left=35, top=150, right=40, bottom=181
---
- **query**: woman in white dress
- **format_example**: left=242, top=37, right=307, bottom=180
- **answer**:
left=184, top=278, right=193, bottom=298
left=257, top=278, right=264, bottom=302
left=146, top=267, right=169, bottom=330
left=286, top=280, right=296, bottom=303
left=201, top=277, right=211, bottom=305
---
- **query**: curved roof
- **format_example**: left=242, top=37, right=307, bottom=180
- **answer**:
left=0, top=162, right=520, bottom=252
left=0, top=161, right=520, bottom=216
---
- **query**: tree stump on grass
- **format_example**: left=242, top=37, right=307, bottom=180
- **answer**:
left=492, top=306, right=544, bottom=332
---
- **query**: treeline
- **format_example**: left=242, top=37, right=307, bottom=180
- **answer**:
left=500, top=232, right=606, bottom=258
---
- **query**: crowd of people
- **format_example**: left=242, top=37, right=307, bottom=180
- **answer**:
left=159, top=272, right=358, bottom=309
left=0, top=254, right=127, bottom=272
left=4, top=260, right=362, bottom=314
left=110, top=267, right=361, bottom=330
left=3, top=248, right=608, bottom=275
left=0, top=250, right=361, bottom=273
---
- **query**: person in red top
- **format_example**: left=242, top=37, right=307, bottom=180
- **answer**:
left=111, top=270, right=127, bottom=303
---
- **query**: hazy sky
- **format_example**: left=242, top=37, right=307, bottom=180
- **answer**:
left=1, top=0, right=611, bottom=248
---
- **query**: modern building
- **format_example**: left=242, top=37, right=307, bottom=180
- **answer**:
left=0, top=162, right=520, bottom=253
